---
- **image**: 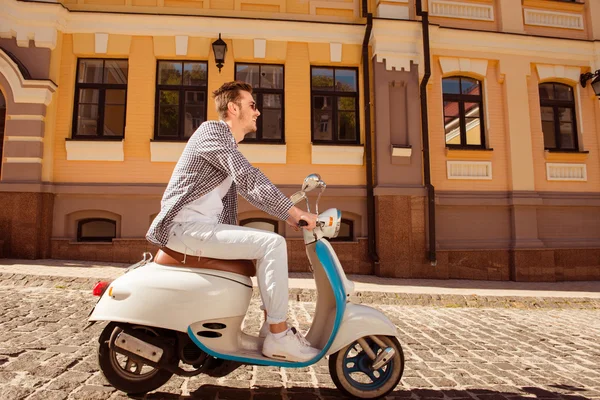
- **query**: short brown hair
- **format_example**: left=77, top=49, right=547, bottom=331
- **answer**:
left=212, top=81, right=253, bottom=120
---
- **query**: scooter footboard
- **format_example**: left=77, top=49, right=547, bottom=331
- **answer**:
left=325, top=303, right=399, bottom=356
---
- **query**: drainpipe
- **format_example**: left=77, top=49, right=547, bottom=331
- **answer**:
left=362, top=3, right=379, bottom=264
left=416, top=0, right=437, bottom=265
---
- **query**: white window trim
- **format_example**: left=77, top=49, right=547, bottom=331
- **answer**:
left=150, top=141, right=287, bottom=164
left=429, top=0, right=494, bottom=21
left=150, top=141, right=185, bottom=162
left=311, top=145, right=364, bottom=165
left=546, top=163, right=587, bottom=181
left=66, top=140, right=124, bottom=161
left=447, top=160, right=492, bottom=180
left=238, top=143, right=287, bottom=164
left=524, top=8, right=584, bottom=30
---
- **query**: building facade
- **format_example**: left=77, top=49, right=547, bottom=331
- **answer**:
left=0, top=0, right=599, bottom=281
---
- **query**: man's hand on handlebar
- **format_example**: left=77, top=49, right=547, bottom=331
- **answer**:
left=287, top=206, right=318, bottom=231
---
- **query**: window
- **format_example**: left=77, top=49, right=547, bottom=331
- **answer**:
left=442, top=76, right=485, bottom=148
left=77, top=218, right=116, bottom=242
left=72, top=59, right=128, bottom=139
left=311, top=67, right=359, bottom=144
left=235, top=63, right=284, bottom=143
left=330, top=219, right=354, bottom=242
left=539, top=83, right=578, bottom=151
left=155, top=61, right=208, bottom=140
left=240, top=218, right=279, bottom=234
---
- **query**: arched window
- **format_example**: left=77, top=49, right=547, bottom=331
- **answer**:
left=240, top=218, right=279, bottom=234
left=77, top=218, right=116, bottom=242
left=442, top=76, right=485, bottom=148
left=539, top=83, right=578, bottom=150
left=331, top=219, right=354, bottom=242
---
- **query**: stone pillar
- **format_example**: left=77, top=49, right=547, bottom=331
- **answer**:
left=588, top=0, right=600, bottom=40
left=0, top=47, right=56, bottom=259
left=498, top=0, right=525, bottom=34
left=499, top=58, right=545, bottom=279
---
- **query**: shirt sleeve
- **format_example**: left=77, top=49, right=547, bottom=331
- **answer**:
left=195, top=122, right=294, bottom=221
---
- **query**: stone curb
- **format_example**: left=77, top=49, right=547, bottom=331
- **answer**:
left=1, top=272, right=599, bottom=310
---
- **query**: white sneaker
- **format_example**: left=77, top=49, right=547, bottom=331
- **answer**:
left=262, top=327, right=320, bottom=362
left=259, top=320, right=269, bottom=338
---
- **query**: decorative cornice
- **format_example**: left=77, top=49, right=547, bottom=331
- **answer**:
left=0, top=0, right=365, bottom=48
left=430, top=25, right=595, bottom=64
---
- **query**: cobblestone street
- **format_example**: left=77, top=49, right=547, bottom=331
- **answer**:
left=0, top=275, right=599, bottom=400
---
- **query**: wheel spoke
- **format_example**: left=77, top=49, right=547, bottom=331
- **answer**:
left=363, top=368, right=378, bottom=383
left=346, top=354, right=359, bottom=363
left=345, top=362, right=361, bottom=373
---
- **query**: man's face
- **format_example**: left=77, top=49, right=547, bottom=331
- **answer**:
left=236, top=90, right=260, bottom=135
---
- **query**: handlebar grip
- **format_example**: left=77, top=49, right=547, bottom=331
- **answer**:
left=298, top=220, right=309, bottom=227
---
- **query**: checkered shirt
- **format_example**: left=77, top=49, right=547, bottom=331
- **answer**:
left=146, top=120, right=294, bottom=247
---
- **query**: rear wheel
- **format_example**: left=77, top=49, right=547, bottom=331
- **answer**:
left=329, top=336, right=404, bottom=399
left=98, top=323, right=176, bottom=395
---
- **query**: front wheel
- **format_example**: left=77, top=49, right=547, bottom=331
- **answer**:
left=329, top=336, right=404, bottom=399
left=98, top=322, right=176, bottom=395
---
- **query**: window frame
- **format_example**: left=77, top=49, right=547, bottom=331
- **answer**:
left=240, top=218, right=279, bottom=234
left=153, top=60, right=209, bottom=142
left=234, top=62, right=285, bottom=144
left=77, top=218, right=117, bottom=242
left=72, top=58, right=129, bottom=140
left=310, top=66, right=361, bottom=145
left=442, top=76, right=486, bottom=149
left=538, top=82, right=579, bottom=151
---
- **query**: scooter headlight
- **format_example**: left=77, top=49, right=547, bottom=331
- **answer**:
left=318, top=208, right=341, bottom=239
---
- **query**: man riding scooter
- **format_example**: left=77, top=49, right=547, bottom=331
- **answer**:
left=146, top=80, right=320, bottom=362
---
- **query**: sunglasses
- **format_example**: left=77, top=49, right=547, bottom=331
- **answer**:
left=248, top=102, right=257, bottom=111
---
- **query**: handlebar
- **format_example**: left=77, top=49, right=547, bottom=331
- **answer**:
left=298, top=220, right=308, bottom=227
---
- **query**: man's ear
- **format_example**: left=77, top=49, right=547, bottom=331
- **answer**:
left=227, top=101, right=238, bottom=118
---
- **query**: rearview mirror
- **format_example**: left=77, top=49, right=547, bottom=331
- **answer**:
left=302, top=173, right=322, bottom=193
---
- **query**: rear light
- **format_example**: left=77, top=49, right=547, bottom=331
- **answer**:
left=93, top=281, right=110, bottom=297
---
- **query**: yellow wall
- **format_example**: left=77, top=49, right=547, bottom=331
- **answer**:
left=52, top=34, right=366, bottom=186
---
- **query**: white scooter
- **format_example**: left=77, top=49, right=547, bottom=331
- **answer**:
left=88, top=174, right=405, bottom=399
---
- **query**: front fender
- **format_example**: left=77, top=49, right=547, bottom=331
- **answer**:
left=326, top=303, right=399, bottom=356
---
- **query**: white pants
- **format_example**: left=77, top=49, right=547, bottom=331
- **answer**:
left=166, top=221, right=288, bottom=324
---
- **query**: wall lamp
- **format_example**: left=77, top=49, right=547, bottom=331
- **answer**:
left=580, top=69, right=600, bottom=97
left=212, top=33, right=227, bottom=73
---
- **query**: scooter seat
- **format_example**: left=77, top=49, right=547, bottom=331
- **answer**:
left=155, top=248, right=256, bottom=277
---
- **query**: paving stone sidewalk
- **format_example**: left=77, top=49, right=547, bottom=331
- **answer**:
left=1, top=259, right=600, bottom=309
left=0, top=277, right=599, bottom=400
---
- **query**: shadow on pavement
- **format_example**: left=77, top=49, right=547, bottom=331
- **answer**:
left=139, top=385, right=596, bottom=400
